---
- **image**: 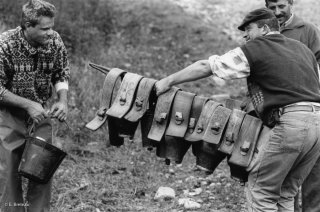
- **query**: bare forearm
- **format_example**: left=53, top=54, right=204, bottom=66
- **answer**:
left=56, top=89, right=68, bottom=103
left=166, top=60, right=213, bottom=87
left=50, top=89, right=68, bottom=121
left=0, top=90, right=33, bottom=110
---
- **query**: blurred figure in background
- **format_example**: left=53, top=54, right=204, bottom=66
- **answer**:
left=265, top=0, right=320, bottom=64
left=0, top=0, right=70, bottom=211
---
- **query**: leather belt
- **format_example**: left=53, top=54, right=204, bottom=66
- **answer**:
left=219, top=109, right=246, bottom=155
left=147, top=87, right=180, bottom=142
left=187, top=100, right=222, bottom=142
left=165, top=91, right=195, bottom=138
left=85, top=68, right=126, bottom=130
left=106, top=73, right=144, bottom=118
left=124, top=78, right=157, bottom=122
left=202, top=106, right=231, bottom=145
left=184, top=96, right=209, bottom=141
left=281, top=104, right=320, bottom=114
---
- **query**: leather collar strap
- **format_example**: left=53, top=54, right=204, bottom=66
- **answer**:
left=228, top=114, right=262, bottom=167
left=124, top=78, right=157, bottom=122
left=245, top=101, right=256, bottom=116
left=165, top=91, right=195, bottom=138
left=184, top=96, right=209, bottom=141
left=85, top=68, right=126, bottom=130
left=106, top=73, right=143, bottom=118
left=219, top=109, right=246, bottom=154
left=186, top=100, right=222, bottom=142
left=147, top=87, right=180, bottom=142
left=202, top=106, right=231, bottom=145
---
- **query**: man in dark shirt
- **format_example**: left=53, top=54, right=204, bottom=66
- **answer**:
left=0, top=0, right=70, bottom=211
left=265, top=1, right=320, bottom=211
left=155, top=8, right=320, bottom=211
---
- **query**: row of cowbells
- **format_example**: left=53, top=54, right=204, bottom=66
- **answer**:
left=85, top=63, right=269, bottom=184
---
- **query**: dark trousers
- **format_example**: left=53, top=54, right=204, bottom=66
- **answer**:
left=0, top=106, right=51, bottom=212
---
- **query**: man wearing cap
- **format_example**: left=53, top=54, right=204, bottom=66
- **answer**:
left=155, top=8, right=320, bottom=212
left=265, top=1, right=320, bottom=211
left=0, top=0, right=69, bottom=211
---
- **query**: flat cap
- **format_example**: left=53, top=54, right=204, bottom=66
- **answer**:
left=238, top=8, right=276, bottom=31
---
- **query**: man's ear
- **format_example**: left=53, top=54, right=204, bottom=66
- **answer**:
left=25, top=22, right=32, bottom=29
left=262, top=24, right=271, bottom=34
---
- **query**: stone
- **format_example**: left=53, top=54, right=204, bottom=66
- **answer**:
left=178, top=198, right=201, bottom=209
left=189, top=188, right=202, bottom=196
left=154, top=187, right=175, bottom=200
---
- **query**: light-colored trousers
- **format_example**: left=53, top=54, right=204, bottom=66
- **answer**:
left=301, top=155, right=320, bottom=212
left=0, top=106, right=51, bottom=212
left=246, top=110, right=320, bottom=212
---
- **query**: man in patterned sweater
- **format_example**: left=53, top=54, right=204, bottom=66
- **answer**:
left=0, top=0, right=70, bottom=211
left=155, top=8, right=320, bottom=212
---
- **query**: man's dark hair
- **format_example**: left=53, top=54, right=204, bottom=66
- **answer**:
left=21, top=0, right=56, bottom=30
left=255, top=17, right=280, bottom=31
left=265, top=0, right=293, bottom=7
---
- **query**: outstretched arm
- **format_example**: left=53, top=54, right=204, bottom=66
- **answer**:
left=155, top=47, right=251, bottom=96
left=155, top=60, right=212, bottom=95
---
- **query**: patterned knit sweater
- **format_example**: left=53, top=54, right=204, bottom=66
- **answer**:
left=0, top=27, right=70, bottom=104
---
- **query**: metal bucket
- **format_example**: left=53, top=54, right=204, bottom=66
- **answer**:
left=18, top=136, right=67, bottom=184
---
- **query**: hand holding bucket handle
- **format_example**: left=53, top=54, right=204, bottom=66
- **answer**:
left=19, top=117, right=68, bottom=184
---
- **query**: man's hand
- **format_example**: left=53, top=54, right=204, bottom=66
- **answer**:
left=49, top=101, right=68, bottom=122
left=26, top=101, right=48, bottom=124
left=154, top=78, right=171, bottom=96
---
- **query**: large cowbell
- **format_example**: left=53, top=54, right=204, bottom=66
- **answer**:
left=106, top=73, right=144, bottom=140
left=156, top=136, right=191, bottom=164
left=85, top=68, right=127, bottom=147
left=192, top=105, right=231, bottom=173
left=138, top=81, right=158, bottom=150
left=192, top=141, right=227, bottom=173
left=228, top=114, right=263, bottom=183
left=156, top=91, right=195, bottom=164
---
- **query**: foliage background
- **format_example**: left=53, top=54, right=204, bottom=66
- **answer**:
left=0, top=0, right=319, bottom=211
